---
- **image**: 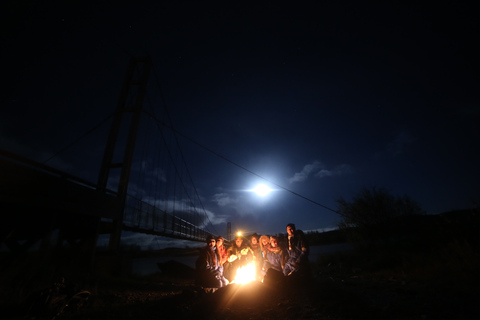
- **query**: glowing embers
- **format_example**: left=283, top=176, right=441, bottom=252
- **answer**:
left=233, top=262, right=256, bottom=285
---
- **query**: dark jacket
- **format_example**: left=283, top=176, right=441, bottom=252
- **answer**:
left=263, top=246, right=284, bottom=273
left=195, top=246, right=222, bottom=287
left=283, top=230, right=309, bottom=275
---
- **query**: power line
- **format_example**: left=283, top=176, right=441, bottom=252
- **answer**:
left=141, top=108, right=339, bottom=214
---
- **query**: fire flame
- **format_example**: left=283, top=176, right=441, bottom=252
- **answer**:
left=234, top=262, right=256, bottom=284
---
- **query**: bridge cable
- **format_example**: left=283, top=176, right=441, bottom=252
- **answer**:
left=144, top=72, right=218, bottom=234
left=101, top=10, right=218, bottom=234
left=148, top=65, right=220, bottom=235
left=145, top=96, right=219, bottom=235
left=102, top=4, right=338, bottom=215
left=86, top=3, right=254, bottom=233
left=41, top=112, right=116, bottom=165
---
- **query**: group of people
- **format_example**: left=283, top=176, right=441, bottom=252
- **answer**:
left=195, top=223, right=310, bottom=290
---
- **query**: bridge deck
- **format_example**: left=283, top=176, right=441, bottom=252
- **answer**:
left=1, top=149, right=210, bottom=245
left=0, top=150, right=121, bottom=219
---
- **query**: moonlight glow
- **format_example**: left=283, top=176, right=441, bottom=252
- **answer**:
left=253, top=184, right=271, bottom=197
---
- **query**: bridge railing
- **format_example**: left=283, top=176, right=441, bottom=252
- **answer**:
left=122, top=195, right=211, bottom=242
left=1, top=148, right=213, bottom=242
left=0, top=148, right=118, bottom=195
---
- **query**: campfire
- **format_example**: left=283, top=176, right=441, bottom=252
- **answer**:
left=232, top=262, right=256, bottom=285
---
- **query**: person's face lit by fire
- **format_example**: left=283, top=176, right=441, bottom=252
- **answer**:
left=286, top=225, right=295, bottom=237
left=251, top=237, right=258, bottom=245
left=270, top=238, right=278, bottom=248
left=261, top=238, right=269, bottom=246
left=235, top=238, right=243, bottom=247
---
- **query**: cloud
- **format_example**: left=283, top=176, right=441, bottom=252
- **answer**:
left=289, top=161, right=353, bottom=183
left=203, top=207, right=228, bottom=226
left=139, top=196, right=226, bottom=227
left=211, top=190, right=262, bottom=224
left=314, top=164, right=354, bottom=178
left=288, top=160, right=323, bottom=183
left=212, top=193, right=232, bottom=206
left=131, top=159, right=167, bottom=184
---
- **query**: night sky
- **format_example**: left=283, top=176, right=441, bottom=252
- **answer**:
left=1, top=1, right=479, bottom=248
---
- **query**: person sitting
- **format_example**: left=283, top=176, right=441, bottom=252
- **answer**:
left=259, top=235, right=270, bottom=258
left=216, top=236, right=228, bottom=267
left=249, top=233, right=263, bottom=281
left=283, top=223, right=310, bottom=279
left=215, top=236, right=229, bottom=283
left=261, top=236, right=284, bottom=286
left=225, top=234, right=253, bottom=282
left=195, top=235, right=228, bottom=291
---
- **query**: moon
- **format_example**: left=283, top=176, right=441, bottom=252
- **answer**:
left=253, top=184, right=271, bottom=197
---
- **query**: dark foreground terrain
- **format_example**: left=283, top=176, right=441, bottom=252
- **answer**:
left=2, top=251, right=479, bottom=320
left=64, top=272, right=479, bottom=320
left=2, top=211, right=480, bottom=319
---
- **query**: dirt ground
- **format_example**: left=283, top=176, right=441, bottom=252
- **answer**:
left=5, top=268, right=478, bottom=320
left=3, top=238, right=480, bottom=320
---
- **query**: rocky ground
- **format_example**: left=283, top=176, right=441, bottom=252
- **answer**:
left=3, top=228, right=480, bottom=320
left=4, top=265, right=478, bottom=320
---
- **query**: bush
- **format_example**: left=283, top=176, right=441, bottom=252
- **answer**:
left=336, top=187, right=425, bottom=243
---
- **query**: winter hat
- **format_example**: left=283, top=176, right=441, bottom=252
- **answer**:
left=206, top=235, right=216, bottom=243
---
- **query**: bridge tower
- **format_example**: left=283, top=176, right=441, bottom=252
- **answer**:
left=97, top=56, right=152, bottom=252
left=227, top=222, right=232, bottom=241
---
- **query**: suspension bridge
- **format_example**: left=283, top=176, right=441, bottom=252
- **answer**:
left=0, top=57, right=221, bottom=256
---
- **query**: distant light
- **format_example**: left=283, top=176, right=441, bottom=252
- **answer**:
left=253, top=184, right=271, bottom=197
left=237, top=232, right=242, bottom=236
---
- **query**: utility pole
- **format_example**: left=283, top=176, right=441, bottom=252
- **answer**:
left=97, top=56, right=152, bottom=252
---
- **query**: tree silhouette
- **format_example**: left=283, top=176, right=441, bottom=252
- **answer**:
left=336, top=187, right=425, bottom=242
